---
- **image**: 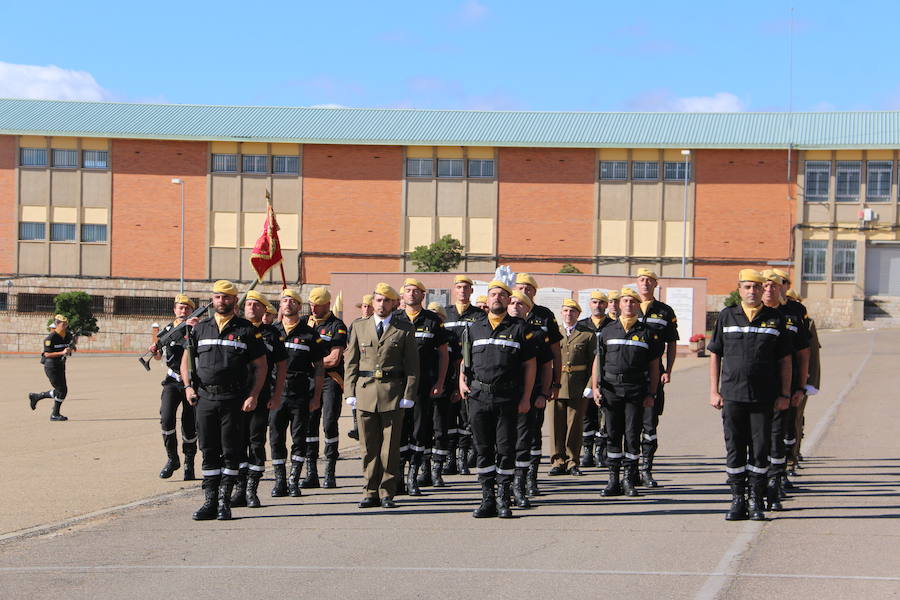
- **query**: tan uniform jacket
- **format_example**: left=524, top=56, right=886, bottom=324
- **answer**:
left=344, top=316, right=419, bottom=412
left=558, top=327, right=596, bottom=400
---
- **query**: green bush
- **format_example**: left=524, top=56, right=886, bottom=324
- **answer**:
left=51, top=291, right=100, bottom=342
left=723, top=290, right=741, bottom=307
left=558, top=263, right=582, bottom=274
left=409, top=235, right=464, bottom=272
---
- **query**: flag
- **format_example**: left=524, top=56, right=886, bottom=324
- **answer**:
left=249, top=190, right=283, bottom=280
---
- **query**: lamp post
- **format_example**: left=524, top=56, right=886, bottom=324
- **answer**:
left=680, top=150, right=691, bottom=278
left=171, top=178, right=185, bottom=294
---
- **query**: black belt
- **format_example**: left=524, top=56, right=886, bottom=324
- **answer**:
left=603, top=372, right=647, bottom=384
left=359, top=370, right=405, bottom=380
left=200, top=382, right=243, bottom=394
left=470, top=379, right=518, bottom=394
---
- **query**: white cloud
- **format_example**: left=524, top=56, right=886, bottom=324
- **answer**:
left=626, top=89, right=745, bottom=112
left=455, top=0, right=488, bottom=24
left=0, top=61, right=110, bottom=101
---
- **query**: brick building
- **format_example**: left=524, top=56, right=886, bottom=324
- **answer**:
left=2, top=99, right=899, bottom=330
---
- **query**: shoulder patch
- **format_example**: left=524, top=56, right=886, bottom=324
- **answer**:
left=525, top=332, right=534, bottom=339
left=316, top=338, right=323, bottom=343
left=255, top=333, right=263, bottom=339
left=337, top=329, right=347, bottom=334
left=44, top=340, right=51, bottom=346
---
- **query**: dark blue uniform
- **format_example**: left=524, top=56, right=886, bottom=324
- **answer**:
left=576, top=314, right=613, bottom=466
left=158, top=320, right=196, bottom=477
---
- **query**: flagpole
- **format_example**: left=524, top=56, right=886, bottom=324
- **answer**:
left=279, top=262, right=287, bottom=290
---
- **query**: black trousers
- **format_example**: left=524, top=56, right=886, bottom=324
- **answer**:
left=238, top=388, right=271, bottom=471
left=768, top=405, right=796, bottom=476
left=603, top=395, right=643, bottom=468
left=722, top=400, right=772, bottom=484
left=468, top=396, right=517, bottom=484
left=196, top=390, right=244, bottom=476
left=402, top=390, right=435, bottom=465
left=432, top=396, right=457, bottom=460
left=306, top=376, right=342, bottom=459
left=515, top=397, right=544, bottom=468
left=269, top=394, right=310, bottom=465
left=44, top=362, right=67, bottom=400
left=160, top=379, right=196, bottom=454
left=458, top=397, right=473, bottom=451
left=641, top=383, right=665, bottom=454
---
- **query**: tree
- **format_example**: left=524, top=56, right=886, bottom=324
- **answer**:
left=723, top=290, right=741, bottom=307
left=409, top=235, right=464, bottom=272
left=51, top=291, right=100, bottom=345
left=558, top=263, right=582, bottom=274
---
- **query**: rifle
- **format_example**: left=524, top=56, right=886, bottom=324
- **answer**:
left=138, top=301, right=211, bottom=371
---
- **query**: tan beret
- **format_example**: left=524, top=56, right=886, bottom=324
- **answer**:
left=54, top=314, right=68, bottom=323
left=475, top=295, right=489, bottom=304
left=515, top=273, right=539, bottom=290
left=590, top=291, right=609, bottom=301
left=308, top=287, right=331, bottom=305
left=402, top=278, right=427, bottom=292
left=488, top=280, right=512, bottom=295
left=562, top=298, right=582, bottom=312
left=510, top=290, right=533, bottom=309
left=374, top=282, right=399, bottom=300
left=786, top=288, right=802, bottom=301
left=772, top=268, right=791, bottom=284
left=245, top=289, right=267, bottom=304
left=619, top=287, right=641, bottom=301
left=265, top=302, right=277, bottom=315
left=426, top=301, right=446, bottom=318
left=281, top=289, right=303, bottom=303
left=454, top=274, right=474, bottom=285
left=738, top=269, right=765, bottom=284
left=174, top=294, right=195, bottom=309
left=212, top=280, right=238, bottom=296
left=636, top=267, right=658, bottom=280
left=608, top=290, right=621, bottom=301
left=361, top=294, right=373, bottom=305
left=761, top=269, right=784, bottom=285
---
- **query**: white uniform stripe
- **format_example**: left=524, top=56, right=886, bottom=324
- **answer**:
left=201, top=469, right=221, bottom=476
left=183, top=436, right=197, bottom=443
left=415, top=331, right=435, bottom=338
left=606, top=451, right=624, bottom=458
left=222, top=468, right=239, bottom=476
left=472, top=338, right=521, bottom=350
left=271, top=459, right=286, bottom=465
left=786, top=325, right=798, bottom=333
left=324, top=436, right=340, bottom=444
left=768, top=456, right=787, bottom=464
left=624, top=452, right=640, bottom=460
left=198, top=339, right=248, bottom=350
left=515, top=461, right=532, bottom=468
left=306, top=437, right=320, bottom=443
left=476, top=465, right=497, bottom=474
left=725, top=465, right=746, bottom=474
left=239, top=462, right=249, bottom=469
left=318, top=334, right=333, bottom=341
left=642, top=433, right=657, bottom=441
left=248, top=464, right=265, bottom=472
left=747, top=464, right=769, bottom=474
left=166, top=368, right=181, bottom=382
left=161, top=429, right=177, bottom=435
left=264, top=342, right=273, bottom=352
left=284, top=342, right=310, bottom=351
left=607, top=338, right=649, bottom=349
left=496, top=468, right=515, bottom=475
left=722, top=326, right=780, bottom=337
left=644, top=317, right=668, bottom=326
left=291, top=455, right=305, bottom=463
left=443, top=321, right=472, bottom=328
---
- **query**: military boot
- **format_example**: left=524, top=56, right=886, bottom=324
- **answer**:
left=230, top=468, right=248, bottom=508
left=725, top=481, right=749, bottom=521
left=192, top=476, right=220, bottom=521
left=271, top=463, right=288, bottom=497
left=50, top=400, right=67, bottom=421
left=300, top=458, right=320, bottom=489
left=496, top=481, right=514, bottom=518
left=443, top=440, right=459, bottom=475
left=766, top=475, right=784, bottom=511
left=246, top=470, right=263, bottom=508
left=466, top=447, right=477, bottom=469
left=601, top=464, right=622, bottom=497
left=29, top=391, right=51, bottom=411
left=217, top=476, right=235, bottom=520
left=431, top=457, right=446, bottom=487
left=622, top=463, right=640, bottom=497
left=525, top=462, right=541, bottom=497
left=288, top=460, right=304, bottom=497
left=596, top=436, right=609, bottom=467
left=407, top=462, right=422, bottom=496
left=183, top=447, right=197, bottom=481
left=417, top=455, right=434, bottom=487
left=323, top=458, right=337, bottom=489
left=580, top=439, right=595, bottom=467
left=159, top=434, right=180, bottom=479
left=472, top=481, right=497, bottom=518
left=748, top=479, right=767, bottom=521
left=458, top=447, right=471, bottom=475
left=641, top=451, right=658, bottom=488
left=513, top=469, right=531, bottom=508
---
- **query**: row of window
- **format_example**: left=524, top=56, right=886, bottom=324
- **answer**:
left=211, top=154, right=299, bottom=174
left=18, top=222, right=107, bottom=243
left=406, top=158, right=495, bottom=178
left=805, top=160, right=895, bottom=202
left=600, top=161, right=692, bottom=181
left=20, top=148, right=109, bottom=169
left=802, top=239, right=855, bottom=281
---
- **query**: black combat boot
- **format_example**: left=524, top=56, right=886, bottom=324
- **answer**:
left=431, top=457, right=446, bottom=487
left=50, top=400, right=67, bottom=421
left=182, top=439, right=197, bottom=480
left=443, top=440, right=459, bottom=475
left=159, top=434, right=180, bottom=479
left=29, top=391, right=51, bottom=410
left=748, top=478, right=767, bottom=521
left=641, top=451, right=658, bottom=488
left=596, top=436, right=609, bottom=467
left=622, top=463, right=640, bottom=497
left=288, top=460, right=304, bottom=497
left=725, top=481, right=749, bottom=521
left=323, top=458, right=337, bottom=489
left=246, top=470, right=263, bottom=508
left=766, top=475, right=784, bottom=511
left=271, top=463, right=288, bottom=497
left=496, top=481, right=514, bottom=518
left=192, top=476, right=220, bottom=521
left=466, top=447, right=477, bottom=469
left=217, top=475, right=234, bottom=520
left=417, top=454, right=434, bottom=487
left=407, top=462, right=422, bottom=496
left=300, top=458, right=320, bottom=489
left=396, top=459, right=408, bottom=495
left=458, top=447, right=471, bottom=475
left=601, top=464, right=622, bottom=497
left=781, top=472, right=793, bottom=494
left=580, top=439, right=595, bottom=467
left=513, top=469, right=531, bottom=508
left=230, top=468, right=248, bottom=508
left=472, top=480, right=497, bottom=518
left=525, top=462, right=541, bottom=497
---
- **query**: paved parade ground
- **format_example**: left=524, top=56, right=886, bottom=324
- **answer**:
left=1, top=328, right=899, bottom=599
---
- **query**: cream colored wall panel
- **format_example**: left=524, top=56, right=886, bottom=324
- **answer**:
left=20, top=169, right=50, bottom=205
left=272, top=177, right=301, bottom=214
left=280, top=250, right=299, bottom=283
left=631, top=221, right=659, bottom=256
left=835, top=205, right=860, bottom=222
left=210, top=248, right=240, bottom=280
left=663, top=149, right=691, bottom=160
left=241, top=142, right=267, bottom=154
left=868, top=230, right=897, bottom=240
left=467, top=147, right=493, bottom=159
left=632, top=185, right=659, bottom=220
left=832, top=282, right=857, bottom=298
left=81, top=138, right=108, bottom=151
left=468, top=218, right=494, bottom=254
left=211, top=141, right=238, bottom=153
left=18, top=243, right=48, bottom=274
left=466, top=259, right=496, bottom=271
left=406, top=146, right=433, bottom=158
left=270, top=143, right=300, bottom=155
left=242, top=178, right=270, bottom=212
left=21, top=206, right=47, bottom=221
left=81, top=244, right=110, bottom=277
left=804, top=151, right=830, bottom=160
left=802, top=282, right=828, bottom=299
left=240, top=249, right=261, bottom=281
left=52, top=207, right=77, bottom=223
left=83, top=207, right=108, bottom=224
left=803, top=204, right=830, bottom=223
left=597, top=262, right=629, bottom=275
left=406, top=216, right=433, bottom=251
left=660, top=262, right=690, bottom=277
left=599, top=187, right=628, bottom=220
left=835, top=150, right=862, bottom=160
left=436, top=146, right=464, bottom=158
left=631, top=149, right=658, bottom=161
left=211, top=175, right=240, bottom=212
left=51, top=170, right=79, bottom=206
left=278, top=214, right=300, bottom=250
left=467, top=181, right=497, bottom=218
left=212, top=212, right=238, bottom=247
left=803, top=229, right=829, bottom=240
left=407, top=180, right=435, bottom=217
left=599, top=220, right=627, bottom=255
left=438, top=216, right=464, bottom=241
left=20, top=135, right=47, bottom=148
left=599, top=148, right=628, bottom=160
left=82, top=171, right=111, bottom=207
left=867, top=150, right=893, bottom=160
left=834, top=231, right=862, bottom=241
left=51, top=137, right=78, bottom=150
left=50, top=244, right=78, bottom=275
left=437, top=180, right=466, bottom=216
left=242, top=212, right=266, bottom=247
left=663, top=185, right=692, bottom=221
left=663, top=221, right=691, bottom=257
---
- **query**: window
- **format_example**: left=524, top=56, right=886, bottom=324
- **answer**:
left=437, top=158, right=464, bottom=178
left=19, top=148, right=48, bottom=167
left=599, top=161, right=627, bottom=180
left=632, top=161, right=659, bottom=180
left=81, top=224, right=108, bottom=243
left=211, top=153, right=238, bottom=173
left=664, top=161, right=692, bottom=181
left=83, top=150, right=108, bottom=169
left=17, top=293, right=56, bottom=313
left=835, top=161, right=861, bottom=202
left=867, top=161, right=892, bottom=201
left=273, top=155, right=299, bottom=174
left=832, top=240, right=856, bottom=282
left=113, top=296, right=173, bottom=316
left=802, top=240, right=827, bottom=281
left=804, top=161, right=830, bottom=201
left=406, top=158, right=433, bottom=177
left=52, top=149, right=78, bottom=168
left=468, top=159, right=494, bottom=178
left=50, top=223, right=77, bottom=241
left=242, top=154, right=268, bottom=174
left=18, top=222, right=45, bottom=240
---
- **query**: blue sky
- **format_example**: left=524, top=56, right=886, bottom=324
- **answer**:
left=1, top=0, right=897, bottom=112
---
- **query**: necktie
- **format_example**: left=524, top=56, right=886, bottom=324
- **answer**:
left=376, top=320, right=384, bottom=339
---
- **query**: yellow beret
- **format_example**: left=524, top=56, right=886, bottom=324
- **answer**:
left=488, top=280, right=512, bottom=295
left=454, top=274, right=474, bottom=285
left=619, top=287, right=640, bottom=301
left=245, top=289, right=267, bottom=304
left=475, top=295, right=488, bottom=304
left=608, top=290, right=621, bottom=301
left=510, top=290, right=534, bottom=308
left=212, top=280, right=238, bottom=296
left=426, top=301, right=446, bottom=318
left=54, top=314, right=68, bottom=323
left=761, top=269, right=784, bottom=285
left=265, top=302, right=277, bottom=315
left=786, top=288, right=801, bottom=301
left=562, top=298, right=582, bottom=312
left=308, top=287, right=331, bottom=305
left=374, top=282, right=399, bottom=300
left=772, top=268, right=791, bottom=284
left=738, top=269, right=765, bottom=284
left=636, top=267, right=658, bottom=280
left=590, top=291, right=609, bottom=301
left=281, top=289, right=303, bottom=303
left=174, top=294, right=195, bottom=309
left=402, top=278, right=427, bottom=292
left=515, top=273, right=539, bottom=290
left=361, top=294, right=373, bottom=305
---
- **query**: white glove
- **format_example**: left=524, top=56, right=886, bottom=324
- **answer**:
left=345, top=396, right=357, bottom=408
left=582, top=387, right=593, bottom=399
left=804, top=384, right=818, bottom=396
left=399, top=398, right=414, bottom=409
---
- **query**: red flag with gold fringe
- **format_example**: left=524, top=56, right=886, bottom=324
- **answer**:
left=249, top=191, right=283, bottom=281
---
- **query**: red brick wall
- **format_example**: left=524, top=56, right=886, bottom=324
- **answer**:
left=497, top=147, right=595, bottom=269
left=111, top=140, right=207, bottom=279
left=694, top=149, right=794, bottom=294
left=301, top=145, right=403, bottom=283
left=0, top=136, right=16, bottom=274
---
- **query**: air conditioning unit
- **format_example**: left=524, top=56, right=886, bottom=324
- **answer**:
left=858, top=208, right=876, bottom=222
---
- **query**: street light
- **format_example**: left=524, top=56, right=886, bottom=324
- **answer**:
left=171, top=178, right=185, bottom=294
left=680, top=150, right=691, bottom=278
